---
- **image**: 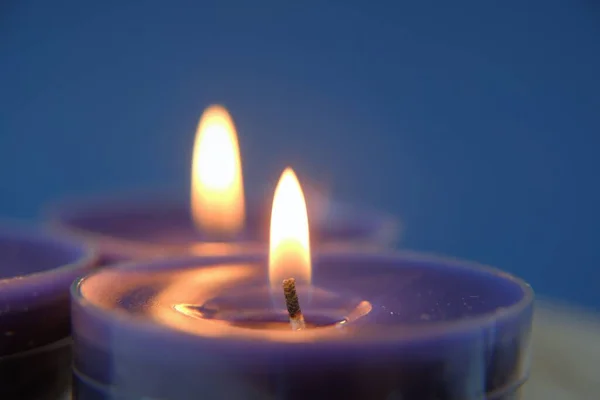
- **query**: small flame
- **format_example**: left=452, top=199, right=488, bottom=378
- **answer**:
left=269, top=168, right=311, bottom=292
left=191, top=105, right=245, bottom=236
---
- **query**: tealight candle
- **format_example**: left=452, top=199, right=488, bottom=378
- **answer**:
left=71, top=169, right=533, bottom=400
left=49, top=106, right=398, bottom=263
left=0, top=225, right=97, bottom=400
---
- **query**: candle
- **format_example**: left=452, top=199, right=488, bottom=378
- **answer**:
left=0, top=225, right=97, bottom=400
left=49, top=106, right=398, bottom=263
left=71, top=169, right=533, bottom=399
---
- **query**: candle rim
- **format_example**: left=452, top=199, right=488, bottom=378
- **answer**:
left=0, top=220, right=98, bottom=304
left=0, top=221, right=98, bottom=281
left=71, top=249, right=533, bottom=346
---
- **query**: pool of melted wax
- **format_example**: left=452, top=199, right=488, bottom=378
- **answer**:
left=174, top=304, right=346, bottom=330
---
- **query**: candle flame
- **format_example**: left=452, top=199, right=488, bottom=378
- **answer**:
left=269, top=168, right=311, bottom=292
left=191, top=105, right=245, bottom=236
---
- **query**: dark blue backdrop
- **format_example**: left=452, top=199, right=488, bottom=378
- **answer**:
left=1, top=1, right=599, bottom=309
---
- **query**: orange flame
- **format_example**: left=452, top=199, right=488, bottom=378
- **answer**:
left=191, top=105, right=245, bottom=236
left=269, top=168, right=311, bottom=292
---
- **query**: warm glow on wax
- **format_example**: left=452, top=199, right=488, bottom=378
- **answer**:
left=191, top=105, right=245, bottom=236
left=269, top=168, right=311, bottom=292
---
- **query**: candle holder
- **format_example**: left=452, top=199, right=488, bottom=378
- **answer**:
left=0, top=225, right=98, bottom=400
left=71, top=251, right=533, bottom=400
left=47, top=192, right=399, bottom=263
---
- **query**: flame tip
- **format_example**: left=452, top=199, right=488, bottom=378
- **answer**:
left=203, top=103, right=227, bottom=113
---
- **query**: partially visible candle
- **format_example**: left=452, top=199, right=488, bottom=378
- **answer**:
left=48, top=106, right=399, bottom=263
left=0, top=224, right=97, bottom=400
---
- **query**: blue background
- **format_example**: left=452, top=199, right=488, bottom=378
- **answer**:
left=1, top=1, right=599, bottom=309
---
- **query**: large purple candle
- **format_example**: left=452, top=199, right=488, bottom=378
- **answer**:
left=0, top=225, right=98, bottom=400
left=70, top=170, right=532, bottom=400
left=71, top=251, right=532, bottom=400
left=48, top=106, right=398, bottom=263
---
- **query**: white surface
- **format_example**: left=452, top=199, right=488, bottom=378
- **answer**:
left=523, top=301, right=600, bottom=399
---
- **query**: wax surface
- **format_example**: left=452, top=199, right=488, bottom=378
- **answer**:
left=79, top=255, right=525, bottom=339
left=72, top=251, right=532, bottom=399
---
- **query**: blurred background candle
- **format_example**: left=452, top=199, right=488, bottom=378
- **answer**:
left=0, top=225, right=97, bottom=400
left=71, top=169, right=533, bottom=399
left=49, top=106, right=398, bottom=263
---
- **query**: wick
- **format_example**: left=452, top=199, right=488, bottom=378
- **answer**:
left=282, top=278, right=306, bottom=330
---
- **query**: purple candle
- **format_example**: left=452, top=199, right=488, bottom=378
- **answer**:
left=48, top=106, right=398, bottom=263
left=0, top=225, right=98, bottom=400
left=48, top=191, right=396, bottom=265
left=70, top=170, right=533, bottom=399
